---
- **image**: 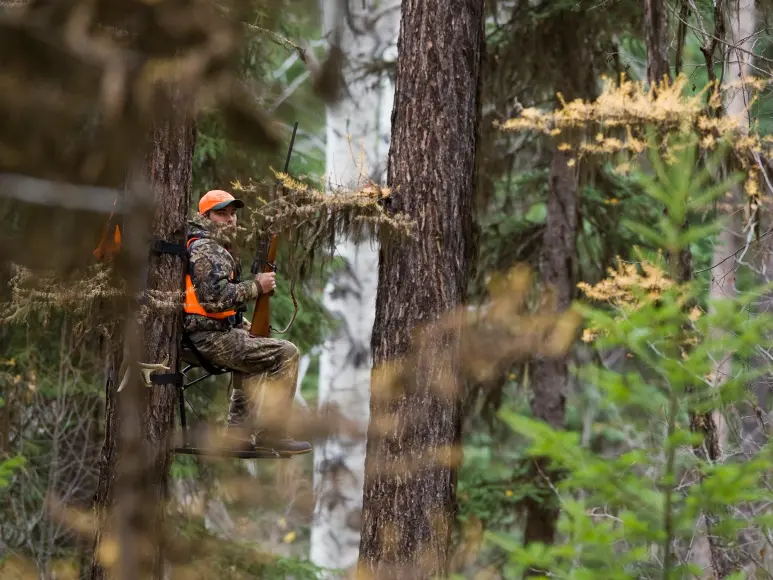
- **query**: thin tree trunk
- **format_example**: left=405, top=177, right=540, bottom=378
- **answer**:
left=89, top=333, right=124, bottom=580
left=522, top=150, right=579, bottom=548
left=689, top=3, right=755, bottom=577
left=644, top=0, right=694, bottom=285
left=357, top=1, right=484, bottom=578
left=644, top=0, right=672, bottom=85
left=311, top=1, right=399, bottom=575
left=89, top=113, right=194, bottom=580
left=522, top=10, right=594, bottom=553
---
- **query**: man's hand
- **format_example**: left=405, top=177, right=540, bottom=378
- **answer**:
left=256, top=272, right=276, bottom=294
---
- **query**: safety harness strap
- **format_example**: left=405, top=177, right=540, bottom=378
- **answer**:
left=150, top=240, right=187, bottom=257
left=150, top=373, right=184, bottom=387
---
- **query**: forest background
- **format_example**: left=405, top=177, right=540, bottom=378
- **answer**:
left=3, top=0, right=773, bottom=579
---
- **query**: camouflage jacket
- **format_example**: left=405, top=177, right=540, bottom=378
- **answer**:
left=184, top=214, right=260, bottom=333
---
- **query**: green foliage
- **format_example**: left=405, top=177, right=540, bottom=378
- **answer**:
left=192, top=1, right=325, bottom=196
left=485, top=139, right=773, bottom=578
left=458, top=433, right=534, bottom=528
left=170, top=453, right=200, bottom=480
left=263, top=274, right=330, bottom=354
left=0, top=396, right=24, bottom=491
left=173, top=515, right=327, bottom=579
left=470, top=157, right=716, bottom=301
left=0, top=454, right=25, bottom=490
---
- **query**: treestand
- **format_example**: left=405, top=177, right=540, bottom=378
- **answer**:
left=170, top=335, right=295, bottom=460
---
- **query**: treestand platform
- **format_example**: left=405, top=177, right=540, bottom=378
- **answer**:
left=170, top=344, right=309, bottom=460
left=173, top=444, right=293, bottom=460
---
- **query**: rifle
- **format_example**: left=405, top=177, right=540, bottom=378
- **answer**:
left=249, top=122, right=298, bottom=338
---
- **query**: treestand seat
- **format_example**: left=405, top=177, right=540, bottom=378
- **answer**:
left=180, top=334, right=229, bottom=377
left=173, top=334, right=292, bottom=460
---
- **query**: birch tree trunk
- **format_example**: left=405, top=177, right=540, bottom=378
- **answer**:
left=311, top=0, right=400, bottom=575
left=89, top=113, right=194, bottom=580
left=358, top=1, right=484, bottom=578
left=710, top=0, right=754, bottom=469
left=689, top=2, right=755, bottom=576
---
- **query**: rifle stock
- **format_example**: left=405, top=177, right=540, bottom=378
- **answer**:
left=249, top=234, right=278, bottom=337
left=248, top=121, right=297, bottom=338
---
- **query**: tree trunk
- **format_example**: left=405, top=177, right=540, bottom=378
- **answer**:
left=522, top=151, right=579, bottom=548
left=357, top=1, right=484, bottom=578
left=522, top=10, right=594, bottom=551
left=689, top=3, right=755, bottom=577
left=644, top=0, right=692, bottom=285
left=644, top=0, right=671, bottom=85
left=89, top=114, right=194, bottom=580
left=88, top=338, right=121, bottom=580
left=311, top=0, right=399, bottom=576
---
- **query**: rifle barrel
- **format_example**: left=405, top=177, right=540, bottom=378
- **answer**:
left=250, top=122, right=298, bottom=276
left=283, top=122, right=298, bottom=174
left=248, top=122, right=298, bottom=337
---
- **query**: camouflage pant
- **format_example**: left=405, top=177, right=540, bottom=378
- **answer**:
left=187, top=329, right=299, bottom=434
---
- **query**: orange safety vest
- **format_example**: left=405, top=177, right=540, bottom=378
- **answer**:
left=183, top=237, right=237, bottom=319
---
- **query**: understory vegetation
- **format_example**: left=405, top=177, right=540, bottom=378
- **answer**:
left=4, top=0, right=773, bottom=579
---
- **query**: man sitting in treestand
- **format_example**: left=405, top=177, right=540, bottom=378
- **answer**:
left=183, top=189, right=311, bottom=455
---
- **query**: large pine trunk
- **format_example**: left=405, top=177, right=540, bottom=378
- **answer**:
left=311, top=0, right=399, bottom=574
left=357, top=1, right=484, bottom=578
left=522, top=10, right=595, bottom=550
left=89, top=115, right=194, bottom=580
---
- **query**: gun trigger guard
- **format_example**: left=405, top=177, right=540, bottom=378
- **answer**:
left=267, top=262, right=277, bottom=272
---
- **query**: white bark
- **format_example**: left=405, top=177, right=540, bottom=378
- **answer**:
left=705, top=0, right=755, bottom=454
left=690, top=1, right=755, bottom=574
left=707, top=0, right=755, bottom=457
left=295, top=353, right=312, bottom=411
left=310, top=0, right=399, bottom=575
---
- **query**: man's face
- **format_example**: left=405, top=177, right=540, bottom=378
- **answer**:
left=208, top=205, right=238, bottom=226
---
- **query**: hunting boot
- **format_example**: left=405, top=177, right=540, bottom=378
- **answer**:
left=258, top=433, right=312, bottom=455
left=242, top=372, right=311, bottom=455
left=226, top=387, right=249, bottom=427
left=225, top=372, right=264, bottom=451
left=224, top=386, right=256, bottom=450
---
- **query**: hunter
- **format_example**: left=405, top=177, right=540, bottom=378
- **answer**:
left=183, top=189, right=311, bottom=455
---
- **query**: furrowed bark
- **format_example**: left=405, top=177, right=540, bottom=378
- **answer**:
left=142, top=114, right=195, bottom=577
left=357, top=1, right=484, bottom=578
left=89, top=112, right=194, bottom=580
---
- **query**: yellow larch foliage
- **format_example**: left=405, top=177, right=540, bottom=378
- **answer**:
left=498, top=74, right=773, bottom=189
left=577, top=257, right=673, bottom=308
left=500, top=76, right=707, bottom=136
left=577, top=253, right=701, bottom=343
